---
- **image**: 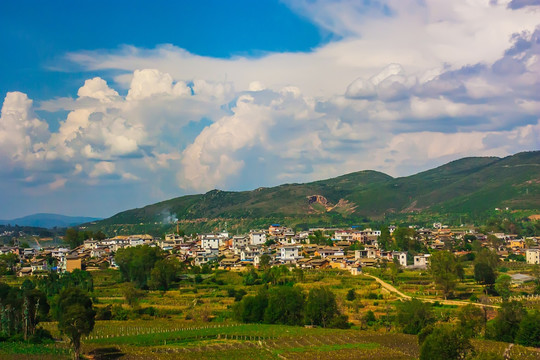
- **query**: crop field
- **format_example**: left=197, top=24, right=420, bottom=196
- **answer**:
left=10, top=321, right=540, bottom=360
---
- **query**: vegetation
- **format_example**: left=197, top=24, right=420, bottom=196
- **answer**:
left=84, top=152, right=540, bottom=235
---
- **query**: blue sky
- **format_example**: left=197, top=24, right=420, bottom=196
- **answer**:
left=0, top=0, right=539, bottom=219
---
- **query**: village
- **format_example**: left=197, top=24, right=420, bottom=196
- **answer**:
left=1, top=222, right=539, bottom=277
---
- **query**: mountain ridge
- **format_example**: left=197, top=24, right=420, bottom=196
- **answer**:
left=86, top=151, right=540, bottom=234
left=0, top=213, right=102, bottom=229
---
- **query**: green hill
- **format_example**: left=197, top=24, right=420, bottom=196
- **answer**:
left=88, top=151, right=540, bottom=234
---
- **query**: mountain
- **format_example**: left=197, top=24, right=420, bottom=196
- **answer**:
left=87, top=151, right=540, bottom=234
left=0, top=213, right=102, bottom=229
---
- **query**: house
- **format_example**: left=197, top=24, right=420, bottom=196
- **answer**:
left=279, top=245, right=302, bottom=262
left=249, top=231, right=266, bottom=245
left=509, top=239, right=525, bottom=249
left=355, top=248, right=376, bottom=260
left=30, top=259, right=48, bottom=273
left=315, top=247, right=344, bottom=258
left=65, top=254, right=82, bottom=272
left=269, top=224, right=284, bottom=236
left=526, top=249, right=540, bottom=264
left=414, top=254, right=431, bottom=268
left=392, top=251, right=407, bottom=267
left=200, top=234, right=222, bottom=250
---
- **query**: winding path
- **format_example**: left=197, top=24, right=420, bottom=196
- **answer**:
left=363, top=273, right=500, bottom=308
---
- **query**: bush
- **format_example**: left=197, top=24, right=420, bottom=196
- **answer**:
left=397, top=299, right=434, bottom=335
left=515, top=311, right=540, bottom=347
left=420, top=324, right=473, bottom=360
left=28, top=328, right=53, bottom=344
left=346, top=289, right=356, bottom=301
left=328, top=314, right=351, bottom=329
left=111, top=304, right=131, bottom=320
left=96, top=305, right=113, bottom=320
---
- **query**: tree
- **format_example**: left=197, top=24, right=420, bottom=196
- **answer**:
left=233, top=289, right=268, bottom=323
left=487, top=300, right=526, bottom=343
left=264, top=286, right=304, bottom=325
left=396, top=299, right=434, bottom=335
left=94, top=231, right=106, bottom=241
left=419, top=324, right=474, bottom=360
left=149, top=257, right=180, bottom=291
left=259, top=254, right=271, bottom=269
left=494, top=274, right=512, bottom=301
left=346, top=289, right=356, bottom=301
left=388, top=258, right=401, bottom=284
left=475, top=248, right=499, bottom=269
left=122, top=282, right=144, bottom=308
left=430, top=251, right=463, bottom=299
left=378, top=226, right=391, bottom=251
left=115, top=245, right=163, bottom=288
left=515, top=311, right=540, bottom=347
left=55, top=287, right=96, bottom=359
left=0, top=253, right=19, bottom=275
left=392, top=227, right=420, bottom=252
left=304, top=287, right=340, bottom=328
left=458, top=304, right=486, bottom=338
left=64, top=228, right=81, bottom=249
left=474, top=263, right=496, bottom=293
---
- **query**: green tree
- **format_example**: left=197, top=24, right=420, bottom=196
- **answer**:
left=64, top=228, right=82, bottom=249
left=346, top=289, right=356, bottom=301
left=515, top=311, right=540, bottom=347
left=149, top=257, right=180, bottom=291
left=243, top=267, right=259, bottom=285
left=0, top=253, right=19, bottom=274
left=304, top=287, right=340, bottom=328
left=55, top=287, right=96, bottom=359
left=378, top=226, right=391, bottom=251
left=259, top=254, right=271, bottom=269
left=494, top=274, right=512, bottom=302
left=115, top=245, right=163, bottom=288
left=388, top=258, right=401, bottom=284
left=396, top=299, right=434, bottom=335
left=419, top=324, right=474, bottom=360
left=264, top=286, right=304, bottom=325
left=474, top=263, right=496, bottom=293
left=122, top=282, right=144, bottom=308
left=487, top=300, right=526, bottom=343
left=430, top=251, right=464, bottom=299
left=458, top=304, right=486, bottom=338
left=233, top=289, right=268, bottom=323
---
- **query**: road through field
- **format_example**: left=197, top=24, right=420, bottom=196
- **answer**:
left=363, top=274, right=500, bottom=308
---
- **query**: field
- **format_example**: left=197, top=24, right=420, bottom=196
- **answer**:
left=4, top=321, right=539, bottom=359
left=2, top=265, right=540, bottom=359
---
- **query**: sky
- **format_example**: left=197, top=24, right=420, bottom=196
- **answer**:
left=0, top=0, right=539, bottom=219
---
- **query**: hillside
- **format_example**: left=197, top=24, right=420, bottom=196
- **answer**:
left=88, top=151, right=540, bottom=234
left=0, top=213, right=101, bottom=229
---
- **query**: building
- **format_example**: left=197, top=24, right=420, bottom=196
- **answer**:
left=414, top=254, right=431, bottom=268
left=392, top=251, right=407, bottom=267
left=279, top=245, right=302, bottom=262
left=65, top=254, right=82, bottom=272
left=526, top=249, right=540, bottom=264
left=249, top=231, right=266, bottom=245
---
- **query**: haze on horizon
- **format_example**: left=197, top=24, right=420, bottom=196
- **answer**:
left=0, top=0, right=539, bottom=219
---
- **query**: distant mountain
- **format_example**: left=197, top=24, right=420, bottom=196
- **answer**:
left=87, top=151, right=540, bottom=234
left=0, top=213, right=101, bottom=229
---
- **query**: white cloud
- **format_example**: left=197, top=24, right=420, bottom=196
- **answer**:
left=1, top=0, right=539, bottom=205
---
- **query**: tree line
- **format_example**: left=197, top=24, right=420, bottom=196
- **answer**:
left=233, top=285, right=350, bottom=329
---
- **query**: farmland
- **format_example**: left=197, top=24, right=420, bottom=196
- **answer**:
left=2, top=264, right=540, bottom=359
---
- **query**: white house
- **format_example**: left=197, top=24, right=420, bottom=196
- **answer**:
left=232, top=236, right=249, bottom=249
left=526, top=249, right=540, bottom=264
left=201, top=235, right=222, bottom=250
left=413, top=254, right=431, bottom=268
left=279, top=246, right=302, bottom=262
left=250, top=231, right=266, bottom=245
left=392, top=251, right=407, bottom=267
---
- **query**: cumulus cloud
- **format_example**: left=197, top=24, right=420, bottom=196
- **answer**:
left=1, top=0, right=539, bottom=212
